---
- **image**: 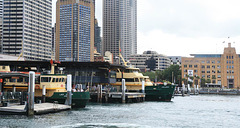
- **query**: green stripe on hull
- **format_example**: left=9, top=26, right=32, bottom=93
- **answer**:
left=47, top=92, right=90, bottom=108
left=145, top=84, right=176, bottom=101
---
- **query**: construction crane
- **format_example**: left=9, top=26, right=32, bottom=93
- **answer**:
left=118, top=40, right=129, bottom=66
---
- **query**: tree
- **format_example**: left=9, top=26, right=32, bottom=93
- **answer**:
left=162, top=65, right=181, bottom=84
left=145, top=56, right=156, bottom=71
left=200, top=78, right=206, bottom=87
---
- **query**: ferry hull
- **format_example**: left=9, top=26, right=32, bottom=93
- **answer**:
left=145, top=84, right=176, bottom=101
left=40, top=92, right=90, bottom=108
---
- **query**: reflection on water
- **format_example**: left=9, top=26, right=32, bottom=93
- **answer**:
left=0, top=95, right=240, bottom=128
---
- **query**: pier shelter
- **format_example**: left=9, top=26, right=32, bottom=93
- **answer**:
left=0, top=61, right=125, bottom=88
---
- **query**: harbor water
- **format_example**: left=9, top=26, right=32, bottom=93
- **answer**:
left=1, top=95, right=240, bottom=128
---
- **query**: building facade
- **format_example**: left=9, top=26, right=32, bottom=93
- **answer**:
left=182, top=43, right=239, bottom=89
left=0, top=0, right=3, bottom=53
left=56, top=0, right=94, bottom=62
left=129, top=51, right=170, bottom=72
left=103, top=0, right=137, bottom=63
left=52, top=23, right=56, bottom=60
left=94, top=19, right=101, bottom=54
left=168, top=56, right=181, bottom=65
left=2, top=0, right=52, bottom=60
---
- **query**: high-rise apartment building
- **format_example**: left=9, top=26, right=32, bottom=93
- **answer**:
left=0, top=0, right=3, bottom=53
left=52, top=23, right=56, bottom=60
left=94, top=19, right=101, bottom=54
left=56, top=0, right=94, bottom=62
left=2, top=0, right=52, bottom=60
left=103, top=0, right=137, bottom=63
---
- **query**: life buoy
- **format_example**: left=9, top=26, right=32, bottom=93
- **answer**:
left=35, top=85, right=40, bottom=89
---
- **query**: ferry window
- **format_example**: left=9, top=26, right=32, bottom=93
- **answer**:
left=41, top=77, right=51, bottom=82
left=52, top=78, right=56, bottom=82
left=17, top=78, right=23, bottom=82
left=125, top=78, right=134, bottom=82
left=10, top=78, right=17, bottom=82
left=116, top=78, right=122, bottom=82
left=62, top=78, right=65, bottom=82
left=2, top=66, right=5, bottom=69
left=140, top=78, right=143, bottom=82
left=56, top=78, right=59, bottom=82
left=134, top=78, right=139, bottom=82
left=59, top=78, right=62, bottom=82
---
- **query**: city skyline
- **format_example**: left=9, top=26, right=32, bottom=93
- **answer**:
left=52, top=0, right=240, bottom=57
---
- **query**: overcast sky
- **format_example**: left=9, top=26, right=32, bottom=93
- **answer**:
left=53, top=0, right=240, bottom=57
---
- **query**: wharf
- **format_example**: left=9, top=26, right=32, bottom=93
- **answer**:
left=0, top=103, right=71, bottom=115
left=90, top=92, right=145, bottom=103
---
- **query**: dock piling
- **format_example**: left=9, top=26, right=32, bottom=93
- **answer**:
left=122, top=79, right=126, bottom=103
left=182, top=84, right=185, bottom=96
left=27, top=71, right=35, bottom=116
left=66, top=74, right=72, bottom=106
left=42, top=85, right=46, bottom=103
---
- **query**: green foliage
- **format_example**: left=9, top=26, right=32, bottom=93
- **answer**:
left=206, top=79, right=211, bottom=83
left=200, top=78, right=206, bottom=86
left=143, top=65, right=181, bottom=84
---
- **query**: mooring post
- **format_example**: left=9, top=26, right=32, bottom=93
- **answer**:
left=27, top=71, right=35, bottom=116
left=187, top=84, right=191, bottom=94
left=182, top=84, right=185, bottom=96
left=42, top=85, right=46, bottom=103
left=97, top=84, right=100, bottom=102
left=122, top=79, right=126, bottom=103
left=66, top=74, right=72, bottom=106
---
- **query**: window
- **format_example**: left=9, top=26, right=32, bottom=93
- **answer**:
left=232, top=70, right=234, bottom=74
left=232, top=61, right=234, bottom=64
left=217, top=61, right=220, bottom=63
left=218, top=75, right=221, bottom=78
left=212, top=70, right=215, bottom=73
left=189, top=65, right=192, bottom=68
left=212, top=65, right=215, bottom=69
left=232, top=56, right=233, bottom=59
left=202, top=71, right=205, bottom=73
left=207, top=61, right=210, bottom=63
left=202, top=61, right=205, bottom=63
left=194, top=70, right=197, bottom=73
left=207, top=75, right=210, bottom=78
left=217, top=70, right=221, bottom=73
left=227, top=56, right=228, bottom=59
left=184, top=69, right=187, bottom=72
left=227, top=61, right=228, bottom=64
left=194, top=65, right=198, bottom=68
left=184, top=65, right=187, bottom=68
left=207, top=71, right=210, bottom=73
left=41, top=77, right=51, bottom=82
left=201, top=66, right=205, bottom=68
left=202, top=75, right=205, bottom=78
left=212, top=61, right=215, bottom=64
left=227, top=66, right=228, bottom=69
left=232, top=66, right=234, bottom=69
left=217, top=65, right=220, bottom=68
left=207, top=65, right=210, bottom=68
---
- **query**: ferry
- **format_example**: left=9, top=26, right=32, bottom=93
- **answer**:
left=111, top=67, right=153, bottom=91
left=0, top=64, right=90, bottom=108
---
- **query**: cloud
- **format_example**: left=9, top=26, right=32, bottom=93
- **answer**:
left=138, top=0, right=240, bottom=38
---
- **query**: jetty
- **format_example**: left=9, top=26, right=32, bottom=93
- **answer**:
left=0, top=103, right=71, bottom=115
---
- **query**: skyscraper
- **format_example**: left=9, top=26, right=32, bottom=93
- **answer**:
left=2, top=0, right=52, bottom=60
left=0, top=0, right=3, bottom=53
left=103, top=0, right=137, bottom=63
left=94, top=19, right=101, bottom=54
left=56, top=0, right=94, bottom=62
